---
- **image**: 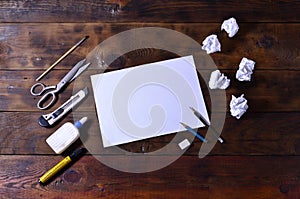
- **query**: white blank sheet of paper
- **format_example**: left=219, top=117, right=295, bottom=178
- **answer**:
left=90, top=55, right=209, bottom=147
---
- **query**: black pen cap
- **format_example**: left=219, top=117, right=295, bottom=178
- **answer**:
left=69, top=148, right=87, bottom=161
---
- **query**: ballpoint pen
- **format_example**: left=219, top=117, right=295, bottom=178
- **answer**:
left=189, top=107, right=224, bottom=143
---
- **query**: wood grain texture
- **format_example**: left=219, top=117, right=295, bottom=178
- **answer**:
left=0, top=0, right=299, bottom=23
left=0, top=112, right=299, bottom=156
left=0, top=23, right=299, bottom=70
left=1, top=1, right=300, bottom=198
left=0, top=155, right=299, bottom=199
left=1, top=70, right=299, bottom=112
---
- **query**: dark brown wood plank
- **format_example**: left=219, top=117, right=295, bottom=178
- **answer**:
left=0, top=0, right=298, bottom=198
left=0, top=0, right=300, bottom=23
left=0, top=155, right=299, bottom=198
left=0, top=112, right=299, bottom=156
left=1, top=70, right=299, bottom=112
left=0, top=23, right=299, bottom=70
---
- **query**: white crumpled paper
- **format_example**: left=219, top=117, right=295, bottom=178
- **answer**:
left=209, top=70, right=230, bottom=89
left=221, top=17, right=239, bottom=38
left=236, top=57, right=255, bottom=81
left=230, top=94, right=248, bottom=119
left=202, top=34, right=221, bottom=54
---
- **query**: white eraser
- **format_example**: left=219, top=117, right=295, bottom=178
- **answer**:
left=46, top=122, right=80, bottom=154
left=178, top=139, right=191, bottom=150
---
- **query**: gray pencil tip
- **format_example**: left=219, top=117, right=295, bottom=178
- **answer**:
left=179, top=122, right=187, bottom=127
left=189, top=106, right=196, bottom=112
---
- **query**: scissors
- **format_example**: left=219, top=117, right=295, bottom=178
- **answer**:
left=30, top=59, right=90, bottom=110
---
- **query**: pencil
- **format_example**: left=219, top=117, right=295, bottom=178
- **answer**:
left=36, top=36, right=89, bottom=81
left=180, top=122, right=208, bottom=143
left=189, top=107, right=224, bottom=143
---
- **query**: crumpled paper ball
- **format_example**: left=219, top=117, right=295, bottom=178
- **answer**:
left=209, top=70, right=230, bottom=89
left=236, top=57, right=255, bottom=81
left=221, top=17, right=239, bottom=38
left=202, top=34, right=221, bottom=54
left=230, top=94, right=248, bottom=119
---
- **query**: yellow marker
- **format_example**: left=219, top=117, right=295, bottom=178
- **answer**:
left=39, top=148, right=86, bottom=185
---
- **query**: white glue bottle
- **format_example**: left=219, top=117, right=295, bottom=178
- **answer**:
left=46, top=117, right=87, bottom=154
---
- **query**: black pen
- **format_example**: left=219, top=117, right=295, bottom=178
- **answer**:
left=189, top=107, right=224, bottom=143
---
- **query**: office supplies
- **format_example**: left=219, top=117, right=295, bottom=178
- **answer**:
left=46, top=117, right=88, bottom=154
left=91, top=55, right=209, bottom=147
left=178, top=139, right=191, bottom=150
left=38, top=147, right=87, bottom=185
left=180, top=122, right=207, bottom=143
left=38, top=87, right=88, bottom=127
left=36, top=36, right=89, bottom=81
left=189, top=107, right=224, bottom=143
left=31, top=59, right=90, bottom=109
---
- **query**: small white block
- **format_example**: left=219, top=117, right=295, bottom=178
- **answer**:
left=178, top=139, right=191, bottom=150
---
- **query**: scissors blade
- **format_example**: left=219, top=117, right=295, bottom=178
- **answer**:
left=55, top=59, right=86, bottom=91
left=69, top=62, right=91, bottom=82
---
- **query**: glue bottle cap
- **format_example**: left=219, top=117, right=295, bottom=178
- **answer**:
left=74, top=117, right=88, bottom=129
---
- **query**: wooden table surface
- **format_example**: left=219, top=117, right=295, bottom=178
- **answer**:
left=1, top=0, right=300, bottom=198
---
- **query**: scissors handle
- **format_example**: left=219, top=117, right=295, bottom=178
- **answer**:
left=37, top=91, right=57, bottom=110
left=30, top=82, right=56, bottom=96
